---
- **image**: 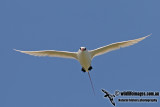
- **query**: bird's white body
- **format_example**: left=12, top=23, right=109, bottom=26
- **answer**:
left=77, top=49, right=92, bottom=72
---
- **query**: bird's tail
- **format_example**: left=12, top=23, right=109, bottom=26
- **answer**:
left=88, top=72, right=95, bottom=95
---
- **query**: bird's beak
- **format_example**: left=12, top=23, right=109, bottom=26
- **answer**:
left=81, top=48, right=84, bottom=51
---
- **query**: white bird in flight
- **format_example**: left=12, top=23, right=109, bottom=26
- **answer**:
left=14, top=34, right=151, bottom=95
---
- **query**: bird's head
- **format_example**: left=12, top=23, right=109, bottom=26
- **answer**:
left=79, top=47, right=87, bottom=51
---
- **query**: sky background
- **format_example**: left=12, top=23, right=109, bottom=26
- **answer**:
left=0, top=0, right=160, bottom=107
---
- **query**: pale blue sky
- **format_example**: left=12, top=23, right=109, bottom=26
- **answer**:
left=0, top=0, right=159, bottom=107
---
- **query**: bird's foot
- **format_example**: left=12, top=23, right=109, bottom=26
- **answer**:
left=81, top=67, right=86, bottom=72
left=88, top=66, right=93, bottom=71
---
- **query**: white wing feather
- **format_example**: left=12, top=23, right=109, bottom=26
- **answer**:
left=90, top=34, right=151, bottom=59
left=14, top=49, right=78, bottom=60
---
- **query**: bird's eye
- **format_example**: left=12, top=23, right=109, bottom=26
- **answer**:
left=79, top=48, right=81, bottom=50
left=84, top=48, right=86, bottom=50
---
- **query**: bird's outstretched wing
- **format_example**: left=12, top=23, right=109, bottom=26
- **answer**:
left=14, top=49, right=78, bottom=60
left=89, top=34, right=151, bottom=59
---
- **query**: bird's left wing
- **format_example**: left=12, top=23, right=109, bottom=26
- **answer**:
left=90, top=34, right=151, bottom=59
left=14, top=49, right=78, bottom=60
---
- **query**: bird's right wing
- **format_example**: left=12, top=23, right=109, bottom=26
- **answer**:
left=90, top=34, right=151, bottom=59
left=14, top=49, right=78, bottom=60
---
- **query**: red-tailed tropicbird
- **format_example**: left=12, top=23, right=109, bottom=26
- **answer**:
left=14, top=34, right=151, bottom=95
